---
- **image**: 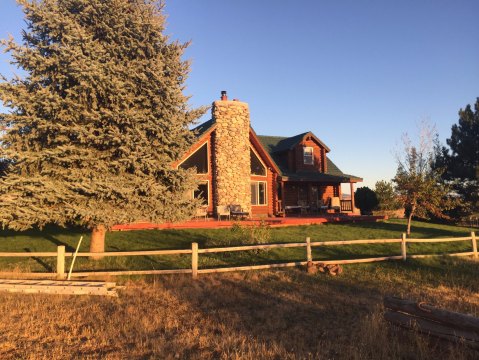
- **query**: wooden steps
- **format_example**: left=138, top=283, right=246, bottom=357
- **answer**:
left=0, top=279, right=118, bottom=297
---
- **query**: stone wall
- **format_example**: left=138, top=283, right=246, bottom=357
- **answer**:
left=212, top=100, right=251, bottom=214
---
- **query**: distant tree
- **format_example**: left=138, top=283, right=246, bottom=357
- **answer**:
left=0, top=0, right=206, bottom=255
left=394, top=123, right=456, bottom=236
left=374, top=180, right=401, bottom=211
left=354, top=187, right=378, bottom=215
left=433, top=99, right=479, bottom=218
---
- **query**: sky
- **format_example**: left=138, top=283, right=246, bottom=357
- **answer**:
left=0, top=0, right=478, bottom=192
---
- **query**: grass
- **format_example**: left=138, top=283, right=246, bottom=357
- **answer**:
left=0, top=259, right=478, bottom=359
left=0, top=219, right=478, bottom=359
left=0, top=219, right=476, bottom=274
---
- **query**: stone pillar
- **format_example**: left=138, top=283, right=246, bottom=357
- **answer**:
left=212, top=97, right=251, bottom=214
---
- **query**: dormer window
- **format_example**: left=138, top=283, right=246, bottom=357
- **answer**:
left=303, top=147, right=314, bottom=165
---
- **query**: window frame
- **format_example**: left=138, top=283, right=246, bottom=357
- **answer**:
left=177, top=141, right=209, bottom=174
left=303, top=146, right=314, bottom=165
left=251, top=181, right=267, bottom=206
left=250, top=146, right=267, bottom=177
left=192, top=180, right=209, bottom=206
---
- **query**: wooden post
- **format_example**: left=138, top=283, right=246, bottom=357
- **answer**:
left=56, top=246, right=65, bottom=279
left=350, top=182, right=355, bottom=211
left=401, top=233, right=407, bottom=261
left=192, top=242, right=198, bottom=279
left=306, top=237, right=312, bottom=262
left=471, top=232, right=477, bottom=260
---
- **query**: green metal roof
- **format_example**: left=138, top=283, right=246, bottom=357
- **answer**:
left=258, top=135, right=362, bottom=183
left=192, top=119, right=215, bottom=138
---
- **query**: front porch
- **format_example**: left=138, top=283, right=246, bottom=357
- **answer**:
left=276, top=180, right=359, bottom=217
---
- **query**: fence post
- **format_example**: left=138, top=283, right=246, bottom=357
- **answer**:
left=471, top=232, right=477, bottom=260
left=192, top=242, right=198, bottom=279
left=306, top=237, right=312, bottom=262
left=56, top=245, right=65, bottom=279
left=401, top=233, right=407, bottom=261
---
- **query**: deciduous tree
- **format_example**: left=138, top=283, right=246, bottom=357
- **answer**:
left=0, top=0, right=206, bottom=254
left=393, top=124, right=456, bottom=235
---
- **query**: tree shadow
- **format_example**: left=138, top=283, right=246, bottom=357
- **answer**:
left=23, top=247, right=53, bottom=272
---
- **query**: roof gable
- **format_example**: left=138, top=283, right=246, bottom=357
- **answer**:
left=259, top=132, right=330, bottom=153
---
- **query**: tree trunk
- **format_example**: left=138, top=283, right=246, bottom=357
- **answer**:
left=407, top=214, right=413, bottom=236
left=90, top=225, right=106, bottom=260
left=406, top=204, right=416, bottom=237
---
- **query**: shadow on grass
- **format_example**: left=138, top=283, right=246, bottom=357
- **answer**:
left=23, top=247, right=53, bottom=272
left=0, top=224, right=86, bottom=239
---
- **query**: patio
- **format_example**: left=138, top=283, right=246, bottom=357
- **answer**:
left=112, top=213, right=387, bottom=231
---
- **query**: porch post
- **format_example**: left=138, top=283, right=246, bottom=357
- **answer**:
left=350, top=182, right=355, bottom=211
left=281, top=181, right=286, bottom=217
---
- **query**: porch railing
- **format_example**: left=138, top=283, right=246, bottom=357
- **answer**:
left=340, top=200, right=353, bottom=212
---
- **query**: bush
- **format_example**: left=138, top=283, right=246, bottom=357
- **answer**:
left=354, top=187, right=379, bottom=215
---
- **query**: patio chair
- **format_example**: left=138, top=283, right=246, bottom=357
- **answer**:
left=216, top=205, right=230, bottom=221
left=331, top=197, right=341, bottom=213
left=230, top=204, right=250, bottom=219
left=195, top=206, right=208, bottom=221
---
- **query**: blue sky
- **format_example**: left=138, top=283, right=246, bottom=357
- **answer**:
left=1, top=0, right=478, bottom=191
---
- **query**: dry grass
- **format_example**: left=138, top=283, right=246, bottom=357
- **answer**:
left=0, top=258, right=478, bottom=359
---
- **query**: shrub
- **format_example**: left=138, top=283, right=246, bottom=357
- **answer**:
left=354, top=187, right=379, bottom=215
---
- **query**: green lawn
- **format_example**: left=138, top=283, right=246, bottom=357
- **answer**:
left=0, top=219, right=477, bottom=275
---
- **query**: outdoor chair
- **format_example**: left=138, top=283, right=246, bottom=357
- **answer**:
left=230, top=204, right=250, bottom=219
left=331, top=197, right=341, bottom=213
left=195, top=206, right=208, bottom=221
left=216, top=205, right=230, bottom=221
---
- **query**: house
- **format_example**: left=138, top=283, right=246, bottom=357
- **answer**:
left=175, top=91, right=362, bottom=218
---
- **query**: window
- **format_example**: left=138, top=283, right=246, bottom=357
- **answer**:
left=193, top=182, right=209, bottom=205
left=251, top=181, right=267, bottom=205
left=250, top=148, right=266, bottom=176
left=303, top=147, right=314, bottom=165
left=179, top=143, right=208, bottom=174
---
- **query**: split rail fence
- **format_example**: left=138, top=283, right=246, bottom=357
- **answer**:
left=0, top=232, right=477, bottom=279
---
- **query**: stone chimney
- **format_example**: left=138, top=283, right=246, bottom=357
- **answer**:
left=212, top=91, right=251, bottom=214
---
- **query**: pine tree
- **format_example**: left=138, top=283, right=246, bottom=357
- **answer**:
left=438, top=99, right=479, bottom=218
left=0, top=0, right=206, bottom=254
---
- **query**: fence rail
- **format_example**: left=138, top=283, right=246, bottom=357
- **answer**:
left=0, top=232, right=476, bottom=279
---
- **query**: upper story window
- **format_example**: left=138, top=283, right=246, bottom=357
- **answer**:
left=250, top=149, right=266, bottom=176
left=303, top=147, right=314, bottom=165
left=178, top=143, right=208, bottom=174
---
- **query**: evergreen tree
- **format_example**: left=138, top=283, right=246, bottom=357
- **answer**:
left=434, top=99, right=479, bottom=218
left=354, top=186, right=378, bottom=215
left=374, top=180, right=401, bottom=211
left=0, top=0, right=206, bottom=254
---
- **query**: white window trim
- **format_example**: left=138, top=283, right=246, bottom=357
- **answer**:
left=192, top=180, right=210, bottom=206
left=177, top=141, right=209, bottom=174
left=251, top=181, right=268, bottom=206
left=303, top=146, right=314, bottom=165
left=250, top=146, right=267, bottom=177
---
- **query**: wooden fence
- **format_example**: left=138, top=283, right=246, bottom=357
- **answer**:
left=0, top=232, right=476, bottom=279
